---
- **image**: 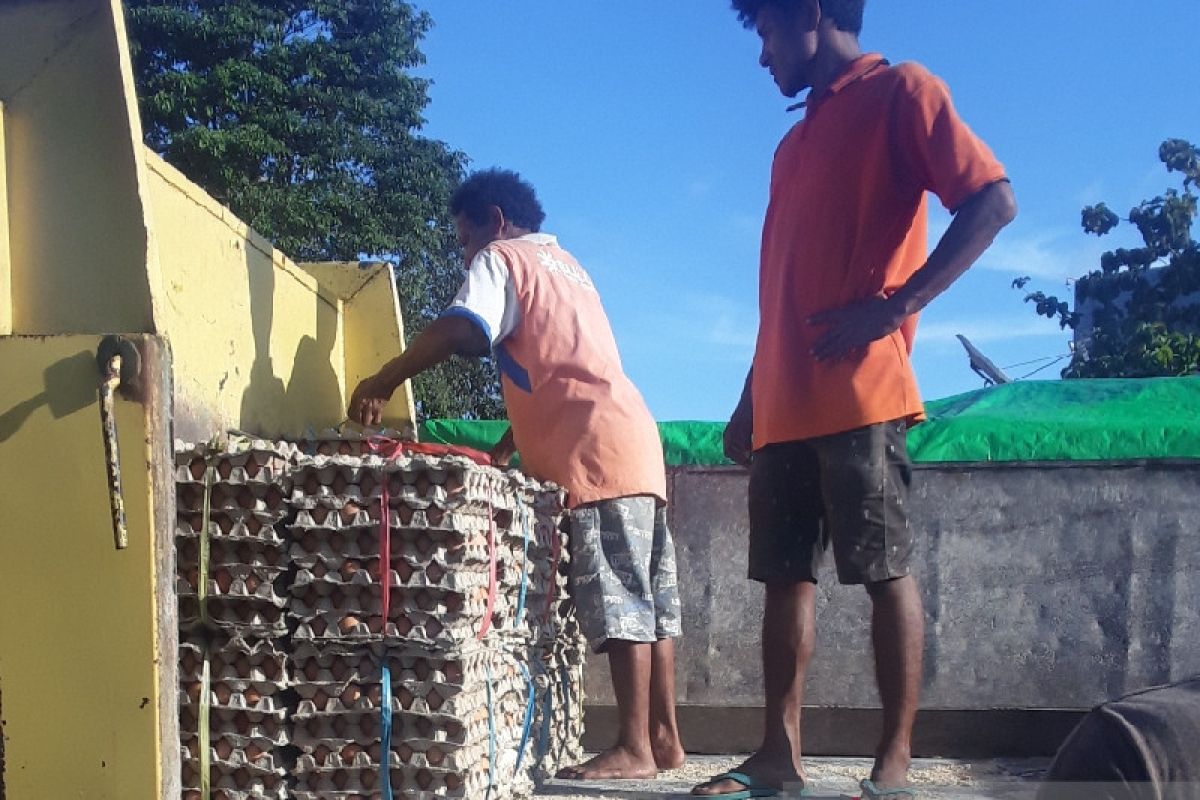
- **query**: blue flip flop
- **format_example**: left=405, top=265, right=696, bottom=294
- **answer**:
left=696, top=771, right=781, bottom=800
left=858, top=778, right=917, bottom=800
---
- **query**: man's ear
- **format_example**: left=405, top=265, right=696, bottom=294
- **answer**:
left=488, top=204, right=507, bottom=237
left=800, top=0, right=822, bottom=32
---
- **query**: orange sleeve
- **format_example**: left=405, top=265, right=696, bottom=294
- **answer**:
left=892, top=67, right=1008, bottom=212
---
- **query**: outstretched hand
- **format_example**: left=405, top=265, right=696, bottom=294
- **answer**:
left=723, top=403, right=753, bottom=468
left=347, top=375, right=394, bottom=427
left=808, top=293, right=906, bottom=362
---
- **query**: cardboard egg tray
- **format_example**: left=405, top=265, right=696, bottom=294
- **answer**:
left=175, top=438, right=296, bottom=488
left=180, top=751, right=289, bottom=800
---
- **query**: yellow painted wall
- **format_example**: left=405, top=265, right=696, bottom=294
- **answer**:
left=0, top=0, right=155, bottom=335
left=0, top=335, right=163, bottom=799
left=147, top=154, right=415, bottom=439
left=0, top=100, right=11, bottom=335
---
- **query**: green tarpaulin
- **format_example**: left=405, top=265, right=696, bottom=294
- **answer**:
left=419, top=376, right=1200, bottom=466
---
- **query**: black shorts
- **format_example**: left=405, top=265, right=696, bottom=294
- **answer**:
left=747, top=419, right=914, bottom=585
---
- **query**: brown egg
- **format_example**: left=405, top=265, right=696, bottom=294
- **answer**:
left=244, top=574, right=261, bottom=594
left=366, top=616, right=384, bottom=635
left=214, top=738, right=233, bottom=760
left=426, top=746, right=445, bottom=766
left=339, top=501, right=361, bottom=523
left=311, top=689, right=328, bottom=710
left=317, top=442, right=334, bottom=456
left=338, top=615, right=360, bottom=635
left=396, top=743, right=413, bottom=762
left=360, top=474, right=376, bottom=495
left=243, top=686, right=262, bottom=705
left=331, top=473, right=348, bottom=494
left=245, top=516, right=263, bottom=536
left=340, top=743, right=361, bottom=763
left=301, top=531, right=320, bottom=552
left=397, top=687, right=414, bottom=710
left=337, top=441, right=353, bottom=455
left=311, top=506, right=330, bottom=525
left=244, top=741, right=264, bottom=762
left=303, top=660, right=320, bottom=681
left=397, top=505, right=414, bottom=525
left=426, top=508, right=445, bottom=527
left=214, top=683, right=231, bottom=705
left=236, top=487, right=256, bottom=509
left=444, top=661, right=463, bottom=683
left=188, top=459, right=206, bottom=480
left=311, top=561, right=328, bottom=579
left=415, top=769, right=433, bottom=790
left=184, top=680, right=202, bottom=704
left=216, top=460, right=233, bottom=480
left=360, top=769, right=378, bottom=789
left=446, top=594, right=463, bottom=613
left=310, top=617, right=327, bottom=636
left=393, top=615, right=412, bottom=636
left=367, top=742, right=382, bottom=762
left=425, top=563, right=445, bottom=583
left=332, top=659, right=349, bottom=681
left=265, top=486, right=284, bottom=510
left=244, top=456, right=261, bottom=479
left=217, top=516, right=234, bottom=535
left=261, top=658, right=279, bottom=680
left=340, top=684, right=362, bottom=707
left=446, top=773, right=463, bottom=790
left=426, top=688, right=444, bottom=711
left=394, top=561, right=413, bottom=582
left=313, top=744, right=331, bottom=764
left=426, top=618, right=442, bottom=638
left=367, top=684, right=383, bottom=705
left=303, top=474, right=321, bottom=495
left=187, top=514, right=205, bottom=532
left=414, top=718, right=433, bottom=738
left=339, top=560, right=361, bottom=581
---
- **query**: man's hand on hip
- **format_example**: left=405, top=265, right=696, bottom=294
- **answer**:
left=809, top=292, right=906, bottom=363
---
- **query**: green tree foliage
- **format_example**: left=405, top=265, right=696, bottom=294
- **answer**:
left=1015, top=139, right=1200, bottom=378
left=125, top=0, right=504, bottom=419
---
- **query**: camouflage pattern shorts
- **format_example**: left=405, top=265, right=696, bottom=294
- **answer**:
left=567, top=496, right=682, bottom=653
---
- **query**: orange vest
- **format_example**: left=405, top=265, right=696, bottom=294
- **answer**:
left=487, top=236, right=667, bottom=508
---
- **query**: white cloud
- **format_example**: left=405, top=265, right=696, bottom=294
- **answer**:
left=917, top=317, right=1069, bottom=346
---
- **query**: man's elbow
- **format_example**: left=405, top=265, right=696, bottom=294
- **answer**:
left=986, top=179, right=1018, bottom=230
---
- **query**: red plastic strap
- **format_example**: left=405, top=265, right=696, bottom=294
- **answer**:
left=477, top=501, right=498, bottom=640
left=379, top=479, right=391, bottom=630
left=366, top=435, right=491, bottom=466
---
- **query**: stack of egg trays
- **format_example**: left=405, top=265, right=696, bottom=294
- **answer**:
left=178, top=637, right=290, bottom=800
left=175, top=440, right=295, bottom=800
left=290, top=643, right=538, bottom=800
left=288, top=453, right=554, bottom=649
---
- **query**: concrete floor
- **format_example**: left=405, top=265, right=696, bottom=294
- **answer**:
left=536, top=756, right=1052, bottom=800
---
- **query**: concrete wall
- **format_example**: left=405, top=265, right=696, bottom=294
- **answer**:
left=584, top=461, right=1200, bottom=755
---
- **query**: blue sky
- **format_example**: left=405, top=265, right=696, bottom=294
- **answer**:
left=411, top=1, right=1200, bottom=422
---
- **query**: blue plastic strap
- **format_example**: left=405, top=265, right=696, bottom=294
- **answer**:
left=381, top=663, right=394, bottom=800
left=485, top=662, right=497, bottom=800
left=513, top=509, right=530, bottom=628
left=515, top=662, right=536, bottom=771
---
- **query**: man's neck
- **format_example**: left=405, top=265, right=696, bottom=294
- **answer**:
left=806, top=33, right=863, bottom=100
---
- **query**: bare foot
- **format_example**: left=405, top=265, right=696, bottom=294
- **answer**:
left=556, top=745, right=658, bottom=780
left=652, top=735, right=686, bottom=771
left=691, top=752, right=806, bottom=796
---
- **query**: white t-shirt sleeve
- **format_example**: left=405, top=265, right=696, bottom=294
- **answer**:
left=440, top=247, right=521, bottom=345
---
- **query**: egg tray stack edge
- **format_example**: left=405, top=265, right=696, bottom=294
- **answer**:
left=174, top=437, right=584, bottom=800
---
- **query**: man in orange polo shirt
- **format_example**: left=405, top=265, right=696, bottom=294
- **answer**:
left=693, top=2, right=1016, bottom=800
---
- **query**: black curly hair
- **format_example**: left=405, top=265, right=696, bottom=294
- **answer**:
left=450, top=168, right=546, bottom=233
left=731, top=0, right=865, bottom=35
